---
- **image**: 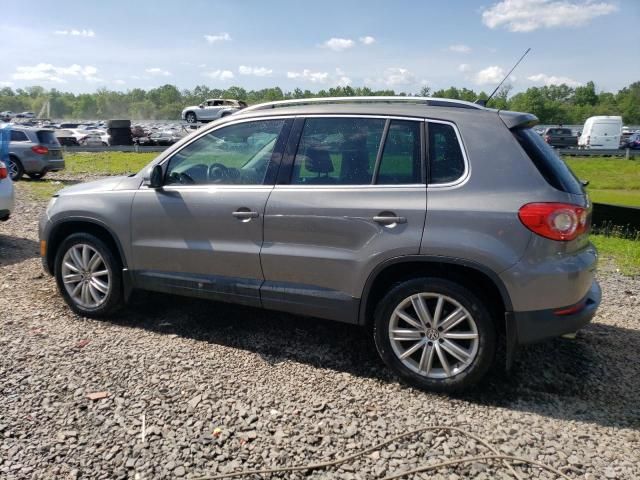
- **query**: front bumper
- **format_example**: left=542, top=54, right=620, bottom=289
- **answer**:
left=508, top=279, right=601, bottom=345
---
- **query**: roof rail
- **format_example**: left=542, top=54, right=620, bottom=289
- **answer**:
left=240, top=96, right=484, bottom=113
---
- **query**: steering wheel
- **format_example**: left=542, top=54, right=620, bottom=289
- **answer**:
left=208, top=163, right=229, bottom=182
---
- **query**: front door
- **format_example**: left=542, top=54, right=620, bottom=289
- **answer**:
left=260, top=116, right=427, bottom=322
left=130, top=118, right=290, bottom=306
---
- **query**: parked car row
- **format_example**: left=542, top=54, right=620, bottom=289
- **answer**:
left=1, top=111, right=35, bottom=122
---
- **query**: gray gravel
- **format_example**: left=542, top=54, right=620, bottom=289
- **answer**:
left=1, top=177, right=639, bottom=480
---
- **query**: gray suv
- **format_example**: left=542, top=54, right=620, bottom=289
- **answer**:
left=39, top=97, right=601, bottom=391
left=8, top=127, right=65, bottom=180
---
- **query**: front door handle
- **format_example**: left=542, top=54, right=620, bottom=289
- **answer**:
left=232, top=210, right=259, bottom=220
left=373, top=214, right=407, bottom=225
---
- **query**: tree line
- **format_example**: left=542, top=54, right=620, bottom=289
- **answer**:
left=0, top=80, right=638, bottom=124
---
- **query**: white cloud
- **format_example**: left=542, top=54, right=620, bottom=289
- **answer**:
left=449, top=44, right=471, bottom=53
left=359, top=36, right=376, bottom=45
left=114, top=79, right=126, bottom=85
left=482, top=0, right=618, bottom=32
left=383, top=67, right=415, bottom=86
left=458, top=63, right=471, bottom=72
left=204, top=70, right=235, bottom=81
left=287, top=69, right=329, bottom=83
left=204, top=33, right=231, bottom=44
left=0, top=81, right=13, bottom=87
left=238, top=65, right=273, bottom=77
left=474, top=65, right=507, bottom=85
left=324, top=37, right=355, bottom=51
left=54, top=28, right=95, bottom=37
left=145, top=67, right=171, bottom=77
left=337, top=76, right=352, bottom=87
left=528, top=73, right=582, bottom=87
left=12, top=63, right=100, bottom=83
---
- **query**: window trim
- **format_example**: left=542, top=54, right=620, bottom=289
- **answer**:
left=280, top=114, right=426, bottom=188
left=425, top=119, right=469, bottom=188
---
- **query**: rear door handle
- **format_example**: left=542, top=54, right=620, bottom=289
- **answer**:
left=373, top=215, right=407, bottom=225
left=232, top=210, right=259, bottom=220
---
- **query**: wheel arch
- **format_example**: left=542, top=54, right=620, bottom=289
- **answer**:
left=358, top=256, right=513, bottom=328
left=46, top=218, right=128, bottom=275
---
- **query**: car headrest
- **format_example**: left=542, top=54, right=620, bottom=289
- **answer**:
left=304, top=148, right=334, bottom=174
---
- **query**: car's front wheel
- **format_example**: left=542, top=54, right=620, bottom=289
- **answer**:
left=54, top=233, right=122, bottom=317
left=185, top=112, right=197, bottom=123
left=373, top=277, right=496, bottom=392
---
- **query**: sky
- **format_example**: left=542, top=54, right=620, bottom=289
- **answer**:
left=2, top=0, right=638, bottom=94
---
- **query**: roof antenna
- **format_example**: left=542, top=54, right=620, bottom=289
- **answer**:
left=475, top=47, right=531, bottom=107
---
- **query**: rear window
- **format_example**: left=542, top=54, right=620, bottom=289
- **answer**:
left=512, top=128, right=583, bottom=195
left=36, top=130, right=60, bottom=145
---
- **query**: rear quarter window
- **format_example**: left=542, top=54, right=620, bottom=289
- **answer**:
left=428, top=122, right=465, bottom=184
left=10, top=130, right=29, bottom=142
left=36, top=130, right=60, bottom=145
left=512, top=128, right=583, bottom=195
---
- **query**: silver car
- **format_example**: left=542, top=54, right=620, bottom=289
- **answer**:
left=0, top=160, right=14, bottom=221
left=39, top=97, right=601, bottom=392
left=8, top=127, right=65, bottom=180
left=181, top=99, right=247, bottom=123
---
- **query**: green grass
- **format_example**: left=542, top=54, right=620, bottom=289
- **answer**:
left=563, top=156, right=640, bottom=206
left=19, top=180, right=64, bottom=200
left=591, top=234, right=640, bottom=276
left=63, top=152, right=157, bottom=175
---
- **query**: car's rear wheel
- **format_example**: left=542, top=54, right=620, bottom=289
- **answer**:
left=373, top=277, right=496, bottom=392
left=8, top=156, right=23, bottom=181
left=185, top=112, right=197, bottom=123
left=54, top=233, right=122, bottom=318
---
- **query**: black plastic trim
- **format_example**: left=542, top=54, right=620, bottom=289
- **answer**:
left=358, top=255, right=514, bottom=325
left=510, top=280, right=601, bottom=345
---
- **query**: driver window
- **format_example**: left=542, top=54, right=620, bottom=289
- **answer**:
left=164, top=119, right=285, bottom=186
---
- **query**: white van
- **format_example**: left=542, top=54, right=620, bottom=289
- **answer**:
left=578, top=116, right=622, bottom=149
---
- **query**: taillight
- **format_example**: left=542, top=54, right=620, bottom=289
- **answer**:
left=31, top=145, right=49, bottom=155
left=518, top=203, right=589, bottom=241
left=544, top=135, right=551, bottom=142
left=0, top=161, right=7, bottom=179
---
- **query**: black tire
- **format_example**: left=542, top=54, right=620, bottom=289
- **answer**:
left=185, top=112, right=197, bottom=123
left=106, top=119, right=131, bottom=129
left=373, top=277, right=496, bottom=392
left=54, top=233, right=123, bottom=318
left=27, top=171, right=46, bottom=180
left=8, top=156, right=24, bottom=181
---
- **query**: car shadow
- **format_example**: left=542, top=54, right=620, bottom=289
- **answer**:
left=111, top=292, right=639, bottom=430
left=0, top=234, right=40, bottom=267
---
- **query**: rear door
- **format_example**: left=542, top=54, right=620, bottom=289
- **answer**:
left=260, top=116, right=427, bottom=322
left=130, top=117, right=291, bottom=307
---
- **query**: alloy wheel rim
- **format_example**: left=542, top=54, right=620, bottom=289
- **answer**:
left=61, top=244, right=110, bottom=309
left=388, top=293, right=479, bottom=379
left=8, top=160, right=18, bottom=178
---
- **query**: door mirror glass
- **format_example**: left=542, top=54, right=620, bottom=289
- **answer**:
left=199, top=104, right=204, bottom=108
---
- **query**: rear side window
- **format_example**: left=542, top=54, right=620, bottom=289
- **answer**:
left=377, top=120, right=422, bottom=184
left=10, top=130, right=28, bottom=142
left=36, top=130, right=60, bottom=145
left=428, top=122, right=465, bottom=184
left=512, top=128, right=583, bottom=195
left=291, top=117, right=385, bottom=185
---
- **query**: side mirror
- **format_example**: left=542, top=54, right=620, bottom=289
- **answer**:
left=199, top=104, right=205, bottom=108
left=143, top=164, right=164, bottom=188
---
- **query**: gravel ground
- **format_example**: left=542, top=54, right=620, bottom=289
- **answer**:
left=1, top=175, right=639, bottom=480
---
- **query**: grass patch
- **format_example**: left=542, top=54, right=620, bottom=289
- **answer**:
left=591, top=234, right=640, bottom=276
left=18, top=180, right=65, bottom=200
left=563, top=156, right=640, bottom=206
left=64, top=152, right=157, bottom=175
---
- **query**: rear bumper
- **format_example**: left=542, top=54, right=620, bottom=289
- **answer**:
left=44, top=158, right=65, bottom=172
left=508, top=279, right=601, bottom=345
